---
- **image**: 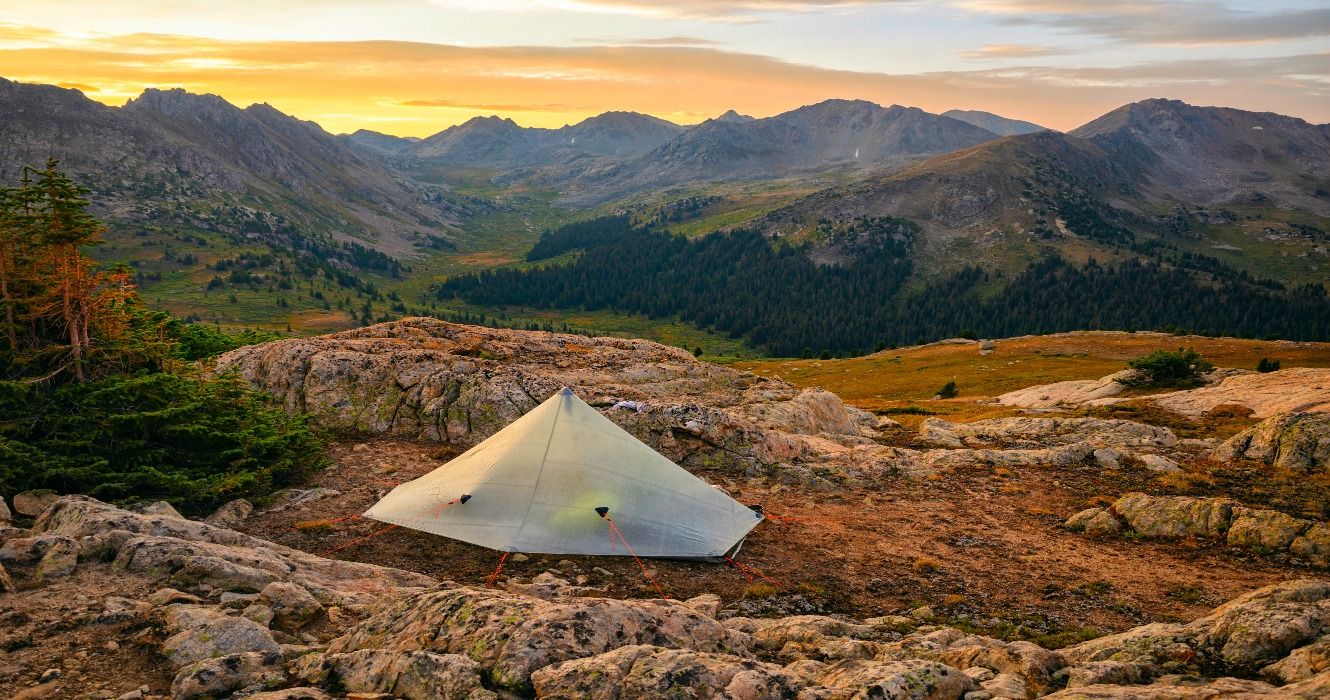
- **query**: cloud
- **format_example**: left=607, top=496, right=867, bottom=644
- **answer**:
left=957, top=1, right=1330, bottom=46
left=575, top=36, right=722, bottom=46
left=2, top=23, right=1327, bottom=136
left=526, top=0, right=897, bottom=21
left=396, top=99, right=573, bottom=111
left=960, top=44, right=1065, bottom=59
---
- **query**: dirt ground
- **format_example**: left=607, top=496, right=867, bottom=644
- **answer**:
left=243, top=438, right=1301, bottom=647
left=0, top=571, right=176, bottom=698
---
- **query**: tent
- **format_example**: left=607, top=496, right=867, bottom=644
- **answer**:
left=364, top=387, right=764, bottom=560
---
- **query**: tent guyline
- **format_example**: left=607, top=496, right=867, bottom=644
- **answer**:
left=598, top=507, right=670, bottom=599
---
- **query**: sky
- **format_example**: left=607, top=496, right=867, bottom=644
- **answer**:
left=1, top=0, right=1328, bottom=136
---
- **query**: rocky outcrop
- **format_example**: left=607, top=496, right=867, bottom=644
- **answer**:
left=996, top=367, right=1330, bottom=420
left=215, top=319, right=903, bottom=481
left=1144, top=368, right=1330, bottom=419
left=325, top=585, right=749, bottom=691
left=994, top=371, right=1136, bottom=409
left=1213, top=412, right=1330, bottom=473
left=29, top=496, right=436, bottom=604
left=918, top=417, right=1177, bottom=450
left=5, top=497, right=1330, bottom=699
left=1066, top=493, right=1330, bottom=566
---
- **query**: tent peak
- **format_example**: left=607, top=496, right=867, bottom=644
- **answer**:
left=559, top=386, right=574, bottom=396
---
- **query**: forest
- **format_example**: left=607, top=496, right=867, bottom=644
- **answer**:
left=440, top=216, right=1330, bottom=357
left=0, top=162, right=324, bottom=513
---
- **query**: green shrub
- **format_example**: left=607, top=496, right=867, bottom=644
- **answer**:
left=0, top=372, right=325, bottom=515
left=1256, top=357, right=1281, bottom=373
left=936, top=381, right=959, bottom=399
left=1118, top=348, right=1214, bottom=388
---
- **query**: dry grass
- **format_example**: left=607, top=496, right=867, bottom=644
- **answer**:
left=730, top=331, right=1330, bottom=423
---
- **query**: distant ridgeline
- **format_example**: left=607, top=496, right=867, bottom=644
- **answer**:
left=439, top=215, right=1330, bottom=357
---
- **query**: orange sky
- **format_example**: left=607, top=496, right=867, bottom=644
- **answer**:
left=2, top=2, right=1328, bottom=135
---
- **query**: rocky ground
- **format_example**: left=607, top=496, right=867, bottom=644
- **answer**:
left=5, top=318, right=1330, bottom=698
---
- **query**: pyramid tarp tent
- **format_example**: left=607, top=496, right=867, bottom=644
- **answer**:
left=364, top=388, right=764, bottom=559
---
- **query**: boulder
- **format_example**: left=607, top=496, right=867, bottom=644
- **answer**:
left=1291, top=523, right=1330, bottom=567
left=1093, top=448, right=1121, bottom=469
left=170, top=651, right=286, bottom=700
left=1040, top=674, right=1281, bottom=698
left=530, top=645, right=803, bottom=700
left=1213, top=412, right=1330, bottom=473
left=1261, top=635, right=1330, bottom=684
left=1109, top=493, right=1236, bottom=539
left=12, top=490, right=58, bottom=517
left=326, top=585, right=749, bottom=691
left=0, top=496, right=11, bottom=524
left=1225, top=507, right=1313, bottom=551
left=1065, top=508, right=1105, bottom=532
left=0, top=560, right=13, bottom=592
left=138, top=501, right=185, bottom=519
left=294, top=649, right=495, bottom=700
left=1060, top=660, right=1156, bottom=688
left=1185, top=579, right=1330, bottom=674
left=241, top=690, right=331, bottom=700
left=1060, top=623, right=1195, bottom=668
left=1084, top=511, right=1124, bottom=537
left=160, top=605, right=282, bottom=668
left=34, top=537, right=80, bottom=579
left=32, top=497, right=435, bottom=605
left=1136, top=454, right=1182, bottom=473
left=259, top=581, right=325, bottom=632
left=204, top=499, right=254, bottom=529
left=0, top=534, right=78, bottom=566
left=814, top=658, right=977, bottom=699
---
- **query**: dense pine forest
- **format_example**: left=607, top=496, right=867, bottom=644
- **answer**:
left=0, top=162, right=324, bottom=513
left=440, top=216, right=1330, bottom=357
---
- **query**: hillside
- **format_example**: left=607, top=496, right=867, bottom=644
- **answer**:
left=757, top=100, right=1330, bottom=283
left=942, top=109, right=1048, bottom=136
left=0, top=79, right=462, bottom=260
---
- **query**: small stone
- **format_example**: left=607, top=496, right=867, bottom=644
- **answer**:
left=1137, top=454, right=1182, bottom=473
left=963, top=666, right=996, bottom=682
left=104, top=640, right=120, bottom=652
left=39, top=669, right=61, bottom=682
left=909, top=605, right=936, bottom=622
left=592, top=567, right=612, bottom=577
left=115, top=690, right=143, bottom=700
left=219, top=592, right=260, bottom=609
left=352, top=443, right=371, bottom=452
left=509, top=553, right=529, bottom=563
left=557, top=559, right=577, bottom=571
left=147, top=588, right=202, bottom=606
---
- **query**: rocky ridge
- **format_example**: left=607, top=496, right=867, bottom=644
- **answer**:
left=216, top=319, right=1239, bottom=485
left=4, top=495, right=1330, bottom=699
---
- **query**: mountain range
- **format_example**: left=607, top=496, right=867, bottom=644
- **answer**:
left=761, top=99, right=1330, bottom=269
left=2, top=75, right=1328, bottom=294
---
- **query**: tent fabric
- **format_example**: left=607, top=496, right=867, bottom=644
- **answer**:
left=364, top=387, right=764, bottom=560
